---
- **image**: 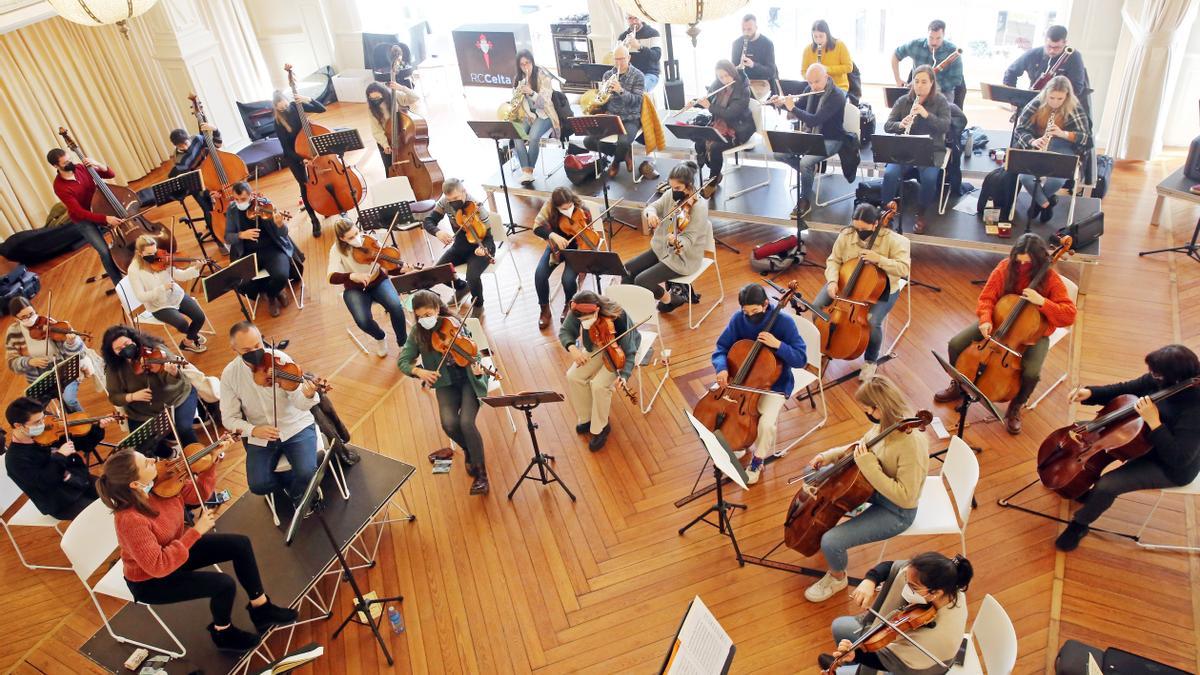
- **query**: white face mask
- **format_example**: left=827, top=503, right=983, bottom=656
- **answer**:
left=580, top=315, right=597, bottom=329
left=139, top=481, right=154, bottom=495
left=558, top=205, right=574, bottom=217
left=417, top=316, right=439, bottom=330
left=18, top=313, right=37, bottom=328
left=235, top=200, right=251, bottom=211
left=348, top=234, right=365, bottom=248
left=25, top=422, right=45, bottom=437
left=901, top=583, right=928, bottom=605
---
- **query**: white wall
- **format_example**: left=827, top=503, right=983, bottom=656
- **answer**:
left=1161, top=11, right=1200, bottom=148
left=243, top=0, right=335, bottom=89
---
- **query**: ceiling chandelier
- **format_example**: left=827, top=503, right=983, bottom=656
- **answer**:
left=45, top=0, right=160, bottom=36
left=614, top=0, right=751, bottom=44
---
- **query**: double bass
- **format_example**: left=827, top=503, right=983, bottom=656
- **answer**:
left=386, top=53, right=443, bottom=200
left=815, top=202, right=898, bottom=360
left=188, top=93, right=248, bottom=242
left=283, top=64, right=367, bottom=217
left=692, top=281, right=798, bottom=451
left=953, top=237, right=1074, bottom=402
left=57, top=127, right=174, bottom=274
left=1037, top=376, right=1200, bottom=499
left=783, top=412, right=933, bottom=556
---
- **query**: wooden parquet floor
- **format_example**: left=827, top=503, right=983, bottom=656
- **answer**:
left=3, top=83, right=1200, bottom=675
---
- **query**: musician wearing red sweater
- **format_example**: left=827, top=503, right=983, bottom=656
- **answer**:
left=96, top=449, right=297, bottom=651
left=46, top=147, right=124, bottom=285
left=934, top=234, right=1076, bottom=435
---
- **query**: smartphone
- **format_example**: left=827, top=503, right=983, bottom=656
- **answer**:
left=204, top=489, right=232, bottom=508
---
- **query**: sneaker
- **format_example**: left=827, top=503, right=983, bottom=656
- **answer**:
left=804, top=572, right=849, bottom=603
left=858, top=361, right=877, bottom=382
left=195, top=334, right=208, bottom=346
left=1055, top=521, right=1089, bottom=552
left=247, top=597, right=299, bottom=633
left=208, top=623, right=261, bottom=651
left=453, top=278, right=470, bottom=300
left=180, top=339, right=208, bottom=354
left=656, top=293, right=687, bottom=314
left=373, top=338, right=388, bottom=358
left=745, top=458, right=764, bottom=485
left=520, top=169, right=535, bottom=186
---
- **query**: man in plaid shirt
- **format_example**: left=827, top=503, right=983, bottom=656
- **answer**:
left=891, top=20, right=965, bottom=108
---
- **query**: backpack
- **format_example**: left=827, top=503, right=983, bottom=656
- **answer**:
left=1090, top=154, right=1113, bottom=199
left=563, top=152, right=607, bottom=185
left=0, top=264, right=40, bottom=315
left=749, top=235, right=801, bottom=274
left=976, top=168, right=1019, bottom=218
left=858, top=103, right=875, bottom=147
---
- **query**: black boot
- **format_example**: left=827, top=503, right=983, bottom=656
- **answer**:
left=1055, top=520, right=1089, bottom=551
left=308, top=209, right=322, bottom=237
left=208, top=622, right=261, bottom=651
left=1004, top=378, right=1039, bottom=435
left=470, top=467, right=490, bottom=495
left=335, top=441, right=360, bottom=467
left=247, top=596, right=299, bottom=633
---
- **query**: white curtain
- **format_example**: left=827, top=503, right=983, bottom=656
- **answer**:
left=1101, top=0, right=1195, bottom=159
left=200, top=0, right=273, bottom=100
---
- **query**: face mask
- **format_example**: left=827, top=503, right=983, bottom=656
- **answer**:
left=580, top=316, right=597, bottom=329
left=558, top=205, right=574, bottom=217
left=449, top=200, right=465, bottom=211
left=25, top=422, right=45, bottom=437
left=140, top=481, right=154, bottom=495
left=418, top=316, right=439, bottom=330
left=865, top=412, right=881, bottom=424
left=348, top=234, right=365, bottom=248
left=119, top=344, right=140, bottom=360
left=235, top=200, right=251, bottom=211
left=18, top=313, right=38, bottom=328
left=141, top=254, right=158, bottom=263
left=1017, top=261, right=1034, bottom=274
left=856, top=229, right=873, bottom=241
left=744, top=311, right=766, bottom=324
left=901, top=583, right=928, bottom=605
left=369, top=96, right=383, bottom=103
left=61, top=162, right=76, bottom=173
left=671, top=189, right=687, bottom=203
left=241, top=348, right=266, bottom=366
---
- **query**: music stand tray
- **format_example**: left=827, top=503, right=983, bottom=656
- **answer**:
left=665, top=123, right=728, bottom=145
left=871, top=133, right=937, bottom=168
left=149, top=170, right=205, bottom=206
left=1004, top=148, right=1080, bottom=228
left=565, top=115, right=637, bottom=239
left=577, top=63, right=614, bottom=85
left=310, top=129, right=367, bottom=217
left=678, top=412, right=748, bottom=562
left=203, top=253, right=260, bottom=322
left=481, top=391, right=576, bottom=501
left=557, top=249, right=628, bottom=294
left=117, top=408, right=174, bottom=450
left=392, top=263, right=456, bottom=294
left=980, top=82, right=1038, bottom=110
left=883, top=86, right=909, bottom=108
left=358, top=201, right=414, bottom=231
left=24, top=354, right=81, bottom=404
left=766, top=130, right=836, bottom=235
left=468, top=120, right=528, bottom=235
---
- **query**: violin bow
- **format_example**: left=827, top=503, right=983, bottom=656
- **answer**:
left=561, top=198, right=625, bottom=249
left=266, top=338, right=279, bottom=431
left=368, top=210, right=404, bottom=276
left=863, top=607, right=947, bottom=668
left=43, top=291, right=70, bottom=438
left=762, top=278, right=831, bottom=323
left=164, top=402, right=216, bottom=520
left=169, top=216, right=177, bottom=283
left=583, top=315, right=653, bottom=364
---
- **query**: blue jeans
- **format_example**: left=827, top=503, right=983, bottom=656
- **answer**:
left=60, top=379, right=82, bottom=413
left=780, top=139, right=842, bottom=202
left=1018, top=174, right=1067, bottom=208
left=881, top=163, right=941, bottom=211
left=813, top=285, right=902, bottom=363
left=74, top=220, right=122, bottom=284
left=344, top=279, right=407, bottom=345
left=244, top=424, right=318, bottom=505
left=820, top=494, right=916, bottom=572
left=534, top=245, right=580, bottom=306
left=515, top=117, right=553, bottom=170
left=643, top=73, right=659, bottom=92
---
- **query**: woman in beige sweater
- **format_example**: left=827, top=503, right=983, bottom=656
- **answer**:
left=802, top=375, right=929, bottom=603
left=812, top=202, right=911, bottom=380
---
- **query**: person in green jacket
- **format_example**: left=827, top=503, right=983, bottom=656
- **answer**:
left=397, top=290, right=491, bottom=495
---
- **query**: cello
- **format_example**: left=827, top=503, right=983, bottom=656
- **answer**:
left=188, top=93, right=248, bottom=242
left=815, top=202, right=898, bottom=360
left=283, top=64, right=367, bottom=217
left=692, top=281, right=798, bottom=451
left=1037, top=376, right=1200, bottom=499
left=386, top=54, right=443, bottom=200
left=57, top=127, right=174, bottom=274
left=954, top=237, right=1074, bottom=402
left=782, top=411, right=933, bottom=556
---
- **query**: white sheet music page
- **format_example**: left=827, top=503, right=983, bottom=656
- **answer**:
left=664, top=595, right=733, bottom=675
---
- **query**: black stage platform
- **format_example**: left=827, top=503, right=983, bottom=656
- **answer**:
left=80, top=449, right=415, bottom=674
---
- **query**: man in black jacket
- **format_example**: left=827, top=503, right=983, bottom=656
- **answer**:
left=1056, top=345, right=1200, bottom=551
left=1004, top=25, right=1091, bottom=113
left=732, top=14, right=777, bottom=97
left=616, top=14, right=661, bottom=92
left=770, top=63, right=846, bottom=219
left=168, top=126, right=228, bottom=255
left=5, top=397, right=107, bottom=521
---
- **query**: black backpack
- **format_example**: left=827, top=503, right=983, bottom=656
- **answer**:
left=0, top=264, right=40, bottom=315
left=976, top=168, right=1019, bottom=217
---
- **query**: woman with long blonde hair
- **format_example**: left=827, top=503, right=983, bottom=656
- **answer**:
left=1014, top=75, right=1091, bottom=223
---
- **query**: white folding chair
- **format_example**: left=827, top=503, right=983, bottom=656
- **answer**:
left=483, top=213, right=524, bottom=315
left=115, top=277, right=180, bottom=354
left=883, top=277, right=912, bottom=356
left=775, top=316, right=827, bottom=456
left=61, top=501, right=187, bottom=658
left=667, top=237, right=724, bottom=329
left=950, top=594, right=1018, bottom=675
left=1135, top=472, right=1200, bottom=552
left=878, top=435, right=979, bottom=560
left=0, top=455, right=69, bottom=570
left=465, top=317, right=517, bottom=432
left=603, top=284, right=669, bottom=413
left=813, top=99, right=862, bottom=207
left=247, top=259, right=306, bottom=317
left=1026, top=276, right=1078, bottom=410
left=722, top=99, right=769, bottom=199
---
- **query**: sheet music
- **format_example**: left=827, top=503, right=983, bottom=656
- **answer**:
left=686, top=412, right=748, bottom=489
left=664, top=596, right=733, bottom=675
left=1086, top=653, right=1102, bottom=675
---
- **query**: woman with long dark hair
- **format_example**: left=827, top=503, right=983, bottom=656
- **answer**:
left=101, top=325, right=201, bottom=455
left=272, top=90, right=327, bottom=237
left=801, top=20, right=853, bottom=90
left=327, top=217, right=410, bottom=356
left=878, top=65, right=951, bottom=234
left=532, top=187, right=593, bottom=329
left=692, top=60, right=754, bottom=191
left=510, top=49, right=560, bottom=186
left=366, top=80, right=420, bottom=169
left=629, top=161, right=712, bottom=313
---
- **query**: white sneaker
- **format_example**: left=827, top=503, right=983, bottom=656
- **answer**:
left=858, top=361, right=877, bottom=381
left=804, top=572, right=849, bottom=603
left=373, top=338, right=388, bottom=358
left=745, top=461, right=763, bottom=485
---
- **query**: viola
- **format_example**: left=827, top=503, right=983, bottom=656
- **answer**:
left=188, top=93, right=248, bottom=242
left=385, top=55, right=444, bottom=200
left=815, top=202, right=897, bottom=360
left=659, top=177, right=717, bottom=256
left=428, top=316, right=502, bottom=380
left=1037, top=376, right=1200, bottom=499
left=818, top=602, right=939, bottom=674
left=152, top=433, right=236, bottom=498
left=246, top=194, right=292, bottom=222
left=130, top=345, right=188, bottom=375
left=350, top=236, right=420, bottom=284
left=587, top=316, right=638, bottom=404
left=692, top=281, right=798, bottom=451
left=284, top=64, right=367, bottom=217
left=954, top=237, right=1074, bottom=402
left=783, top=411, right=933, bottom=556
left=27, top=315, right=91, bottom=343
left=146, top=251, right=213, bottom=273
left=34, top=411, right=125, bottom=445
left=250, top=352, right=332, bottom=393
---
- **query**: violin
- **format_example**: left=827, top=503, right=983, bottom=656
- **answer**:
left=658, top=177, right=717, bottom=256
left=246, top=194, right=292, bottom=222
left=284, top=64, right=367, bottom=217
left=816, top=202, right=897, bottom=360
left=1036, top=376, right=1200, bottom=499
left=130, top=345, right=188, bottom=375
left=453, top=202, right=491, bottom=244
left=34, top=411, right=125, bottom=445
left=954, top=237, right=1074, bottom=402
left=692, top=281, right=798, bottom=451
left=146, top=251, right=213, bottom=273
left=350, top=237, right=420, bottom=288
left=250, top=351, right=332, bottom=393
left=428, top=316, right=502, bottom=381
left=26, top=315, right=91, bottom=343
left=783, top=412, right=933, bottom=556
left=552, top=206, right=603, bottom=259
left=818, top=603, right=939, bottom=674
left=385, top=54, right=444, bottom=200
left=587, top=316, right=638, bottom=404
left=152, top=433, right=236, bottom=498
left=188, top=93, right=248, bottom=242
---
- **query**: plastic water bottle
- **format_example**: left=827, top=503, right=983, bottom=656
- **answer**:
left=387, top=605, right=405, bottom=634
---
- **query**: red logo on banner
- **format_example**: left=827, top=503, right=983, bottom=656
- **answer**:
left=475, top=34, right=493, bottom=69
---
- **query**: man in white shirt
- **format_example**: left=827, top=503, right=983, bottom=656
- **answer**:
left=220, top=321, right=319, bottom=510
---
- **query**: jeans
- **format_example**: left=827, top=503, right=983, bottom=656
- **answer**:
left=643, top=73, right=660, bottom=92
left=436, top=380, right=485, bottom=470
left=75, top=220, right=123, bottom=284
left=515, top=117, right=553, bottom=169
left=130, top=386, right=199, bottom=450
left=534, top=245, right=580, bottom=306
left=60, top=379, right=82, bottom=414
left=830, top=616, right=888, bottom=673
left=584, top=119, right=642, bottom=165
left=946, top=325, right=1049, bottom=384
left=881, top=163, right=941, bottom=211
left=1018, top=175, right=1067, bottom=208
left=436, top=237, right=492, bottom=303
left=126, top=533, right=265, bottom=626
left=780, top=139, right=842, bottom=202
left=344, top=279, right=407, bottom=344
left=244, top=424, right=318, bottom=505
left=813, top=285, right=902, bottom=363
left=152, top=295, right=206, bottom=342
left=1074, top=457, right=1184, bottom=526
left=694, top=137, right=744, bottom=177
left=623, top=249, right=677, bottom=301
left=820, top=495, right=916, bottom=572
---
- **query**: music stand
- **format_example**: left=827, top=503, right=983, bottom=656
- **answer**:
left=930, top=351, right=1001, bottom=459
left=871, top=134, right=938, bottom=235
left=148, top=171, right=222, bottom=268
left=117, top=408, right=174, bottom=455
left=481, top=391, right=576, bottom=501
left=557, top=249, right=628, bottom=294
left=678, top=412, right=749, bottom=563
left=358, top=200, right=418, bottom=247
left=765, top=130, right=837, bottom=257
left=24, top=354, right=80, bottom=405
left=468, top=120, right=527, bottom=235
left=203, top=254, right=259, bottom=322
left=578, top=63, right=614, bottom=85
left=310, top=129, right=367, bottom=219
left=1004, top=148, right=1080, bottom=230
left=665, top=123, right=728, bottom=181
left=392, top=263, right=456, bottom=295
left=981, top=82, right=1038, bottom=142
left=884, top=86, right=909, bottom=108
left=565, top=115, right=638, bottom=239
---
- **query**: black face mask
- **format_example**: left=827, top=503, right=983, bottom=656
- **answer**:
left=141, top=254, right=158, bottom=263
left=856, top=229, right=873, bottom=241
left=671, top=189, right=687, bottom=203
left=241, top=348, right=266, bottom=366
left=744, top=310, right=767, bottom=324
left=61, top=162, right=76, bottom=173
left=449, top=200, right=465, bottom=211
left=865, top=412, right=881, bottom=425
left=119, top=344, right=139, bottom=360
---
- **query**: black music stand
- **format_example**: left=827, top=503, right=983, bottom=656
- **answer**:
left=1004, top=148, right=1080, bottom=230
left=665, top=123, right=728, bottom=182
left=24, top=354, right=81, bottom=405
left=931, top=351, right=1001, bottom=459
left=392, top=263, right=457, bottom=297
left=884, top=86, right=909, bottom=108
left=1140, top=214, right=1200, bottom=264
left=202, top=254, right=259, bottom=322
left=482, top=391, right=576, bottom=501
left=310, top=129, right=367, bottom=218
left=871, top=133, right=937, bottom=236
left=981, top=82, right=1037, bottom=142
left=558, top=249, right=628, bottom=294
left=117, top=408, right=174, bottom=459
left=765, top=130, right=835, bottom=262
left=148, top=170, right=222, bottom=267
left=468, top=120, right=526, bottom=235
left=565, top=115, right=638, bottom=239
left=678, top=412, right=748, bottom=564
left=358, top=200, right=415, bottom=247
left=578, top=63, right=614, bottom=85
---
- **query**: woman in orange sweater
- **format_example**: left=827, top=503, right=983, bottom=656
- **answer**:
left=934, top=234, right=1076, bottom=434
left=801, top=20, right=854, bottom=91
left=97, top=448, right=297, bottom=651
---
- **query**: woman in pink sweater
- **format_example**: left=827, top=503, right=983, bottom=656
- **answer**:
left=96, top=449, right=297, bottom=651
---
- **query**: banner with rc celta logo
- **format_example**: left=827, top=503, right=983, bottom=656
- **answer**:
left=452, top=24, right=531, bottom=88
